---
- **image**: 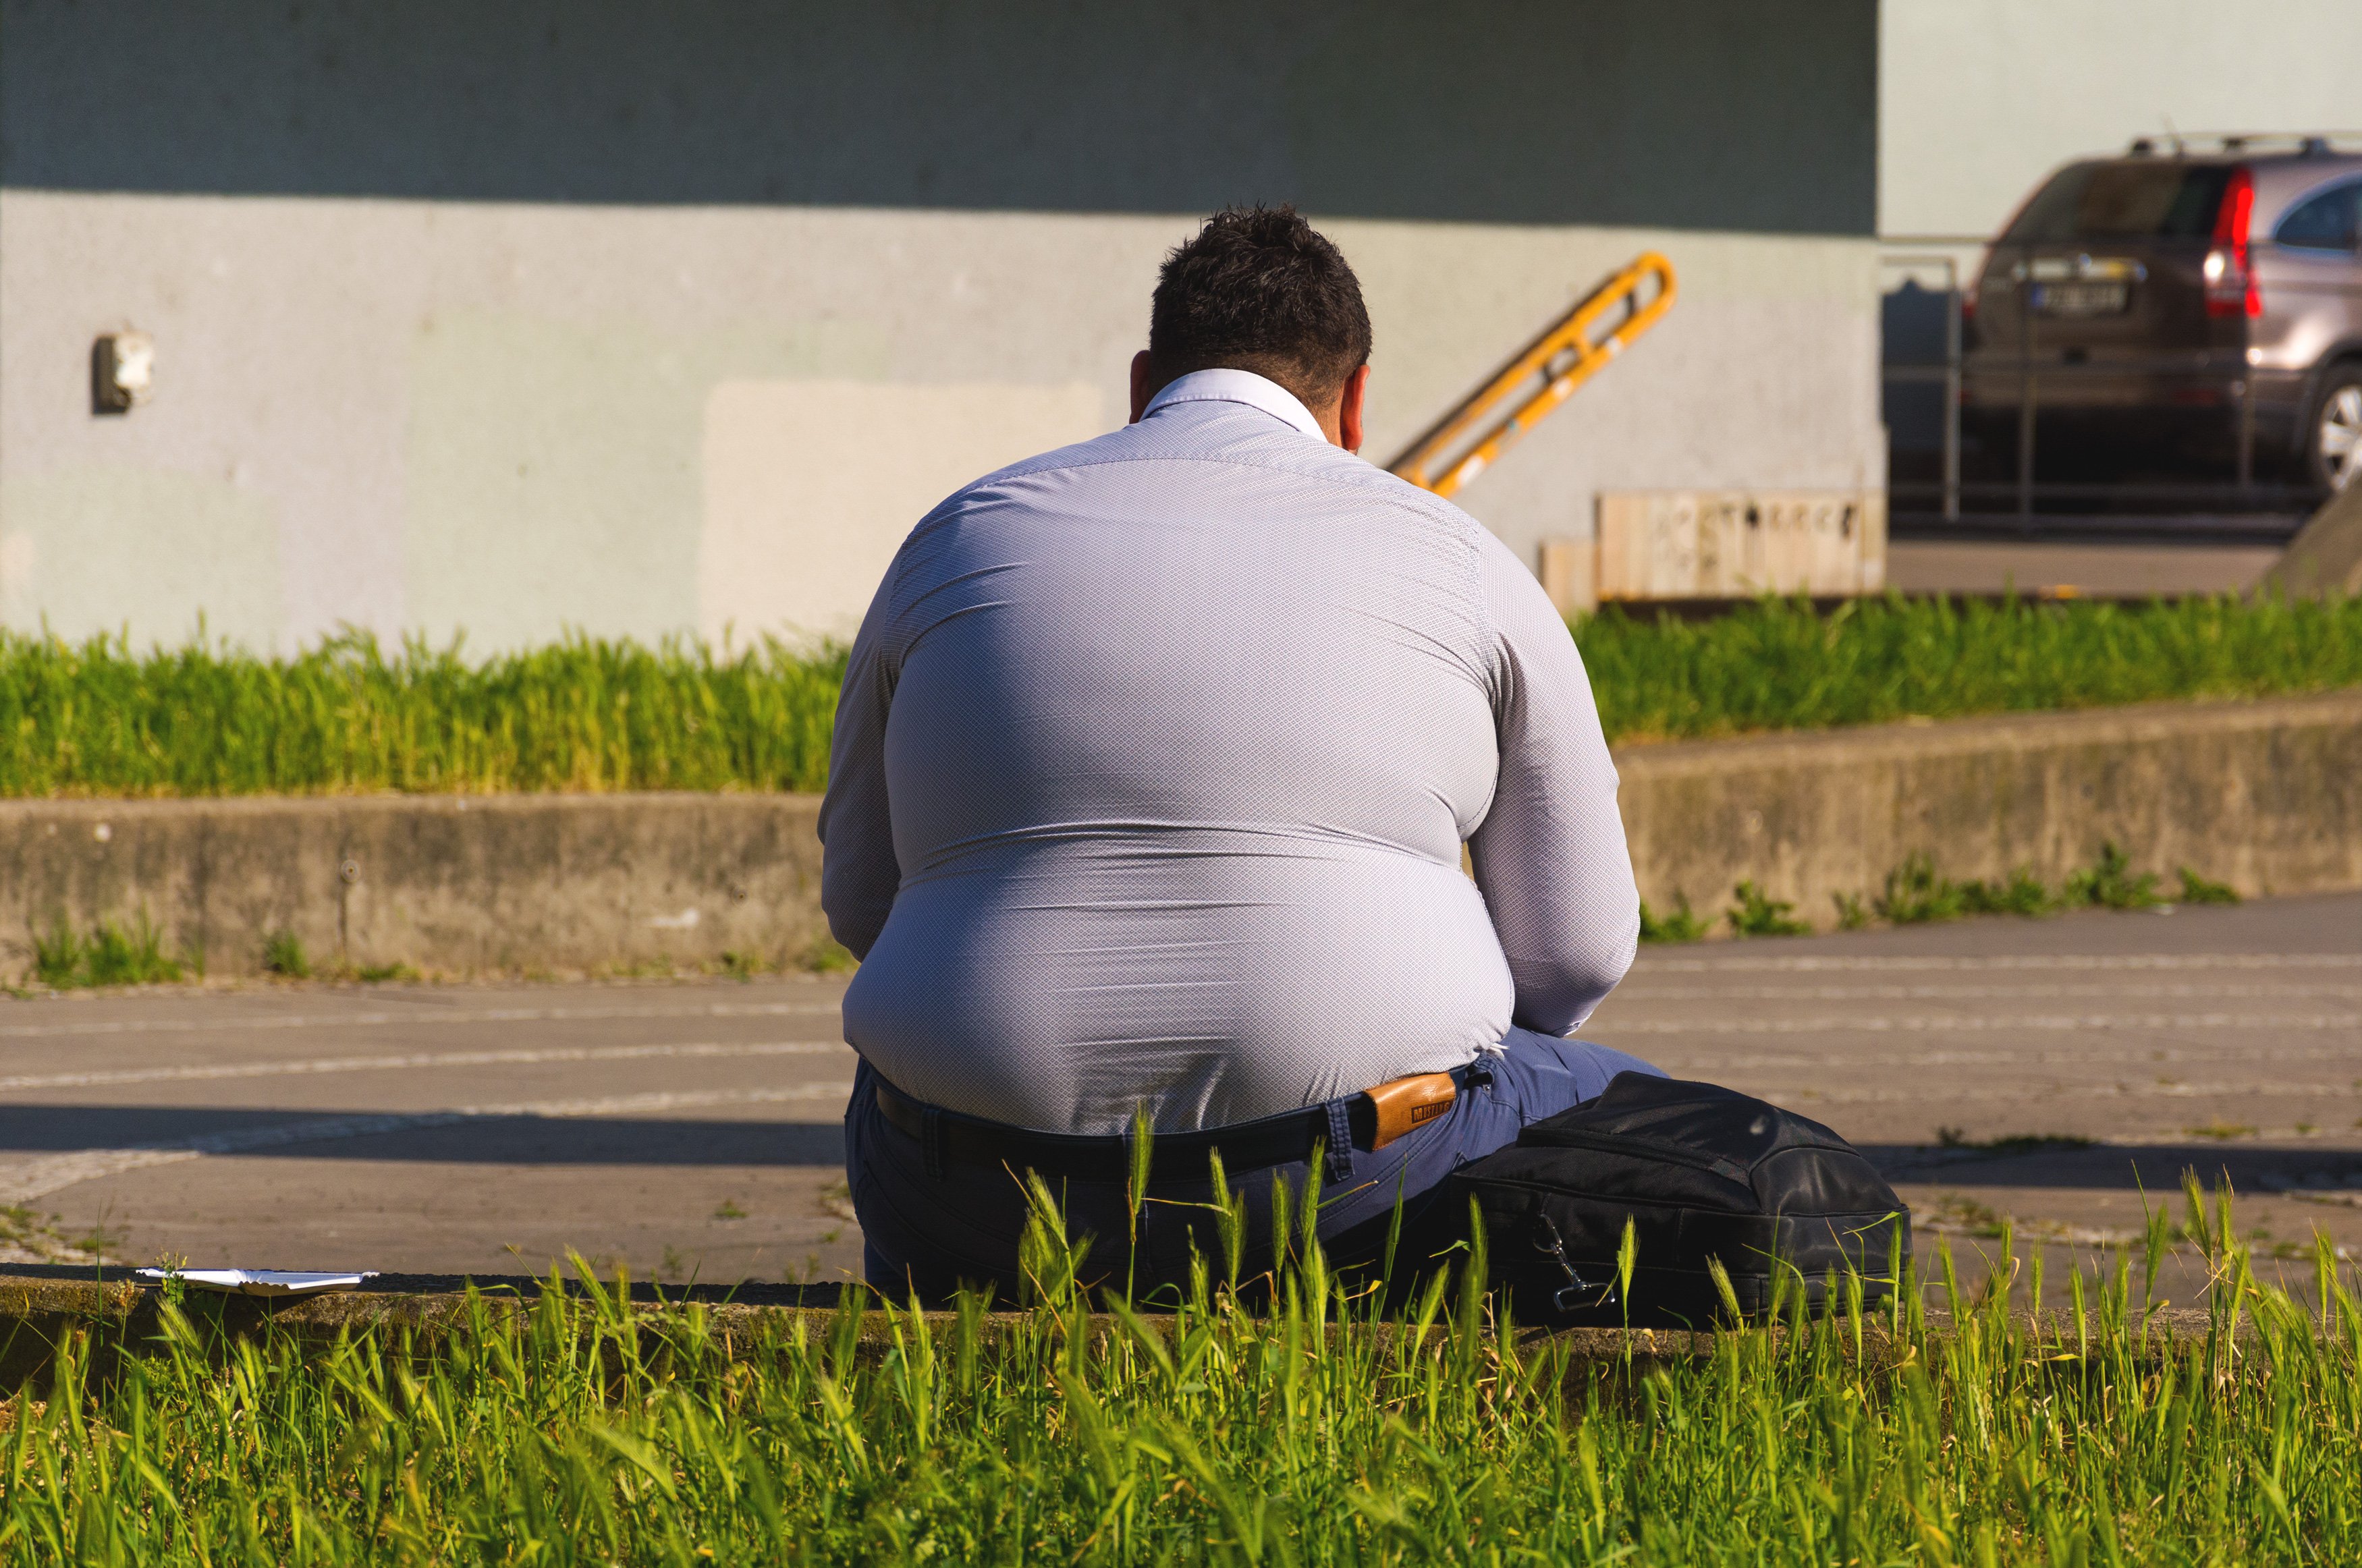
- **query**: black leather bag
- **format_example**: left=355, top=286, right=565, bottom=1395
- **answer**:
left=1448, top=1072, right=1911, bottom=1327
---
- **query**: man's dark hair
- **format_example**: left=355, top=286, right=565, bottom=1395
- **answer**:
left=1148, top=205, right=1372, bottom=408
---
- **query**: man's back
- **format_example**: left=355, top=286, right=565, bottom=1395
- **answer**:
left=821, top=376, right=1637, bottom=1135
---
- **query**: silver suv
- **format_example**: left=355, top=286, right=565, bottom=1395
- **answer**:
left=1963, top=135, right=2362, bottom=495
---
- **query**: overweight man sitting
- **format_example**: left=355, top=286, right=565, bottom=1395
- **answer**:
left=821, top=206, right=1657, bottom=1301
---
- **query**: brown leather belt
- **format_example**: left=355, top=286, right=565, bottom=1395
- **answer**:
left=868, top=1065, right=1479, bottom=1184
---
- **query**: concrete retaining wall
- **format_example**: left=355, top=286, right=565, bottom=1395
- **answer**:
left=1618, top=692, right=2362, bottom=930
left=1, top=693, right=2355, bottom=979
left=0, top=793, right=825, bottom=979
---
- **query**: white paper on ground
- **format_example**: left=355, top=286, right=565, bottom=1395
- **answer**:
left=134, top=1268, right=379, bottom=1297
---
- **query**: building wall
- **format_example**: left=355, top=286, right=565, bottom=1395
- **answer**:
left=2, top=0, right=1882, bottom=653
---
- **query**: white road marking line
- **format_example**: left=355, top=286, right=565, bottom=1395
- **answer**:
left=1608, top=982, right=2362, bottom=1003
left=1753, top=1080, right=2361, bottom=1106
left=0, top=1082, right=858, bottom=1204
left=1589, top=1013, right=2361, bottom=1035
left=1632, top=954, right=2362, bottom=974
left=1632, top=1042, right=2362, bottom=1070
left=0, top=999, right=844, bottom=1041
left=0, top=1039, right=852, bottom=1094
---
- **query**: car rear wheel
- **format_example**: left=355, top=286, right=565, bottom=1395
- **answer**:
left=2308, top=364, right=2362, bottom=493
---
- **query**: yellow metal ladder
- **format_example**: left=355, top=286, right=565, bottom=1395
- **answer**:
left=1388, top=251, right=1676, bottom=499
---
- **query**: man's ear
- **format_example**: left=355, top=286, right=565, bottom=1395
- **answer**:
left=1338, top=363, right=1371, bottom=454
left=1128, top=350, right=1154, bottom=424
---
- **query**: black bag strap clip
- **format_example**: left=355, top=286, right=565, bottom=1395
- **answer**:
left=921, top=1105, right=945, bottom=1181
left=1535, top=1213, right=1615, bottom=1313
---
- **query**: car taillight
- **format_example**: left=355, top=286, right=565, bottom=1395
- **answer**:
left=1962, top=247, right=1998, bottom=327
left=2205, top=165, right=2261, bottom=318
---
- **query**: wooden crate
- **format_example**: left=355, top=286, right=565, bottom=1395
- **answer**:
left=1590, top=491, right=1886, bottom=604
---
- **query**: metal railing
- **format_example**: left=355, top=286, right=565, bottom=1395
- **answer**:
left=1877, top=236, right=2315, bottom=536
left=1390, top=252, right=1676, bottom=499
left=1879, top=242, right=1968, bottom=522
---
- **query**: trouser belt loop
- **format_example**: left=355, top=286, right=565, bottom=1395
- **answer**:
left=921, top=1104, right=945, bottom=1181
left=1323, top=1099, right=1355, bottom=1183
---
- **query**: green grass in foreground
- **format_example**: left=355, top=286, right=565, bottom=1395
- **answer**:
left=3, top=594, right=2356, bottom=797
left=6, top=1181, right=2359, bottom=1564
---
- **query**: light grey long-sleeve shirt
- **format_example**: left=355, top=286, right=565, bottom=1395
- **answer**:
left=819, top=369, right=1639, bottom=1136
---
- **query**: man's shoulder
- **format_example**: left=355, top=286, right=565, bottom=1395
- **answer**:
left=926, top=405, right=1492, bottom=545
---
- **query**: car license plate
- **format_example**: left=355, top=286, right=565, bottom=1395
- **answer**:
left=2033, top=281, right=2129, bottom=317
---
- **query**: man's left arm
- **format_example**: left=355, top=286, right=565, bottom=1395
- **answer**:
left=1465, top=532, right=1641, bottom=1034
left=817, top=571, right=904, bottom=962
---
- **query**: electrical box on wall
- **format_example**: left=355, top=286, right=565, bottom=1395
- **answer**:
left=91, top=331, right=154, bottom=414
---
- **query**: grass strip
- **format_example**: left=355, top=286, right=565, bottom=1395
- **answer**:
left=0, top=629, right=844, bottom=798
left=9, top=917, right=850, bottom=993
left=28, top=913, right=185, bottom=988
left=5, top=1179, right=2355, bottom=1563
left=1577, top=591, right=2362, bottom=744
left=3, top=594, right=2356, bottom=798
left=1643, top=841, right=2239, bottom=943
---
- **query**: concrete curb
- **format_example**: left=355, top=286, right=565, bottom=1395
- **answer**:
left=0, top=1273, right=2228, bottom=1395
left=1, top=692, right=2355, bottom=976
left=0, top=1275, right=1721, bottom=1391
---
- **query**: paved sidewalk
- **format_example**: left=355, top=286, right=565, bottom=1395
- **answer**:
left=1, top=893, right=2353, bottom=1299
left=1886, top=539, right=2280, bottom=598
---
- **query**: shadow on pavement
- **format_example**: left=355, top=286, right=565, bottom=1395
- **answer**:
left=0, top=1106, right=846, bottom=1167
left=1867, top=1142, right=2362, bottom=1193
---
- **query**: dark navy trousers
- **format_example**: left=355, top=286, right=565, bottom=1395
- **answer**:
left=845, top=1030, right=1664, bottom=1304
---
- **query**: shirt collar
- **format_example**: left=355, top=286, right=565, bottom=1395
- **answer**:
left=1140, top=368, right=1329, bottom=443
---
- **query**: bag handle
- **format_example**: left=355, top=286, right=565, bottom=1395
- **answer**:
left=1522, top=1126, right=1752, bottom=1186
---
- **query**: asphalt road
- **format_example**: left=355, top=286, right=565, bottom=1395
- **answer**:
left=1581, top=891, right=2362, bottom=1302
left=3, top=892, right=2355, bottom=1299
left=0, top=982, right=866, bottom=1285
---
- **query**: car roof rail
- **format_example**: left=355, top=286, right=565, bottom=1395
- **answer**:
left=2126, top=131, right=2362, bottom=159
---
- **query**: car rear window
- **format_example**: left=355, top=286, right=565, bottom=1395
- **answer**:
left=2003, top=162, right=2232, bottom=243
left=2274, top=180, right=2361, bottom=250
